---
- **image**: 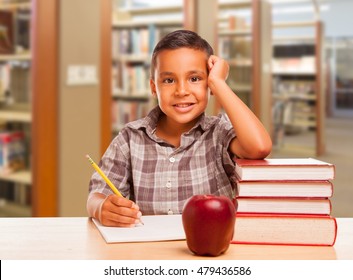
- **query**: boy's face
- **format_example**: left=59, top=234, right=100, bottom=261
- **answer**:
left=150, top=48, right=209, bottom=128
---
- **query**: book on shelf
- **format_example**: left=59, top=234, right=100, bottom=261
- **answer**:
left=111, top=99, right=150, bottom=132
left=113, top=28, right=152, bottom=57
left=272, top=57, right=315, bottom=74
left=112, top=25, right=179, bottom=59
left=0, top=182, right=31, bottom=207
left=0, top=61, right=30, bottom=105
left=0, top=62, right=10, bottom=102
left=232, top=214, right=337, bottom=246
left=274, top=44, right=315, bottom=58
left=236, top=197, right=331, bottom=215
left=235, top=179, right=333, bottom=198
left=234, top=158, right=335, bottom=181
left=0, top=130, right=26, bottom=175
left=14, top=7, right=30, bottom=52
left=0, top=10, right=14, bottom=54
left=112, top=62, right=149, bottom=96
left=9, top=62, right=31, bottom=103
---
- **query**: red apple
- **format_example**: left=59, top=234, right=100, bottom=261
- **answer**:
left=182, top=195, right=237, bottom=257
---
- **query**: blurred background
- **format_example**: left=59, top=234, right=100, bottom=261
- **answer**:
left=0, top=0, right=352, bottom=218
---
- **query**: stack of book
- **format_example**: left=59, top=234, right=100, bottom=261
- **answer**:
left=231, top=158, right=337, bottom=246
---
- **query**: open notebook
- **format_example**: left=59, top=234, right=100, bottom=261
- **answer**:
left=93, top=215, right=186, bottom=243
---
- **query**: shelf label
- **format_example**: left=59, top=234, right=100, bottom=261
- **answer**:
left=67, top=65, right=99, bottom=86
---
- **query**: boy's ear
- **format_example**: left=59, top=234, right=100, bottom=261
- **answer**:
left=150, top=78, right=157, bottom=97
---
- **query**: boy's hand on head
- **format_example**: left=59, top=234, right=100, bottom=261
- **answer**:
left=207, top=55, right=229, bottom=84
left=99, top=195, right=142, bottom=227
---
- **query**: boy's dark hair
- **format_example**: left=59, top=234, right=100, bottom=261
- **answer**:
left=150, top=29, right=214, bottom=79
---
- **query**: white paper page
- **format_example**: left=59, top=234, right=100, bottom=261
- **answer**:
left=92, top=214, right=186, bottom=243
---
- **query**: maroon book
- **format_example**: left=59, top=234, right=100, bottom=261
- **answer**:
left=234, top=158, right=335, bottom=181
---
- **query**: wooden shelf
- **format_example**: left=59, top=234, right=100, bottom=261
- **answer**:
left=219, top=29, right=251, bottom=37
left=291, top=120, right=317, bottom=128
left=113, top=54, right=150, bottom=63
left=273, top=93, right=316, bottom=101
left=231, top=83, right=252, bottom=92
left=1, top=0, right=114, bottom=217
left=0, top=1, right=31, bottom=10
left=0, top=200, right=31, bottom=217
left=0, top=108, right=31, bottom=122
left=112, top=91, right=150, bottom=101
left=271, top=21, right=325, bottom=156
left=335, top=88, right=353, bottom=94
left=219, top=0, right=251, bottom=9
left=217, top=0, right=272, bottom=132
left=113, top=19, right=183, bottom=28
left=273, top=36, right=315, bottom=44
left=228, top=58, right=252, bottom=67
left=273, top=21, right=316, bottom=28
left=118, top=4, right=182, bottom=15
left=0, top=170, right=31, bottom=184
left=273, top=70, right=316, bottom=76
left=0, top=53, right=31, bottom=61
left=0, top=1, right=33, bottom=218
left=111, top=2, right=183, bottom=134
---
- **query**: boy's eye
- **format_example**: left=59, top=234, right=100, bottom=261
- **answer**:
left=163, top=78, right=174, bottom=84
left=190, top=76, right=201, bottom=82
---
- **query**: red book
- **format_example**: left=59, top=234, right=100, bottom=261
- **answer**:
left=236, top=197, right=331, bottom=215
left=232, top=214, right=337, bottom=246
left=234, top=158, right=335, bottom=181
left=235, top=179, right=333, bottom=198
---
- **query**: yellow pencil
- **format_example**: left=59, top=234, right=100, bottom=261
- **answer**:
left=86, top=154, right=144, bottom=225
left=86, top=154, right=122, bottom=197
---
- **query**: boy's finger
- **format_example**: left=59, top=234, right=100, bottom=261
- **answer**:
left=109, top=195, right=135, bottom=208
left=208, top=57, right=215, bottom=69
left=103, top=212, right=140, bottom=227
left=110, top=203, right=141, bottom=217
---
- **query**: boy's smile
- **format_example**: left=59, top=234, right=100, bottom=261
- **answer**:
left=150, top=47, right=210, bottom=136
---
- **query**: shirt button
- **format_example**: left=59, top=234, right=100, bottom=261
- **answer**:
left=169, top=157, right=175, bottom=163
left=166, top=182, right=171, bottom=189
left=167, top=210, right=173, bottom=215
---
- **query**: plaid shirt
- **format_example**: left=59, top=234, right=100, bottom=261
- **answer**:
left=89, top=106, right=237, bottom=215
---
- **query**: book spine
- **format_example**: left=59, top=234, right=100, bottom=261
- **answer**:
left=236, top=197, right=331, bottom=215
left=232, top=215, right=337, bottom=246
left=236, top=180, right=334, bottom=198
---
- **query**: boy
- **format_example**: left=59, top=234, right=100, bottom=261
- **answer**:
left=87, top=30, right=272, bottom=227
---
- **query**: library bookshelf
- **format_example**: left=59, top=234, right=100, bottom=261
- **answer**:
left=272, top=20, right=325, bottom=156
left=0, top=1, right=32, bottom=216
left=217, top=0, right=272, bottom=133
left=0, top=0, right=280, bottom=217
left=11, top=0, right=110, bottom=217
left=109, top=0, right=274, bottom=140
left=110, top=1, right=184, bottom=136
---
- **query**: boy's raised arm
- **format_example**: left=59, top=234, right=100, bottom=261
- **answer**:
left=207, top=55, right=272, bottom=159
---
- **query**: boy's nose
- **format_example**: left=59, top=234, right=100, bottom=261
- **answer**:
left=175, top=81, right=189, bottom=96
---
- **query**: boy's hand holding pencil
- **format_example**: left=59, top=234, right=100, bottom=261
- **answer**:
left=99, top=195, right=143, bottom=227
left=86, top=155, right=143, bottom=227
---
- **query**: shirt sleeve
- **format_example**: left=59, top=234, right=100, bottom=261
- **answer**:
left=217, top=113, right=237, bottom=185
left=88, top=128, right=132, bottom=198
